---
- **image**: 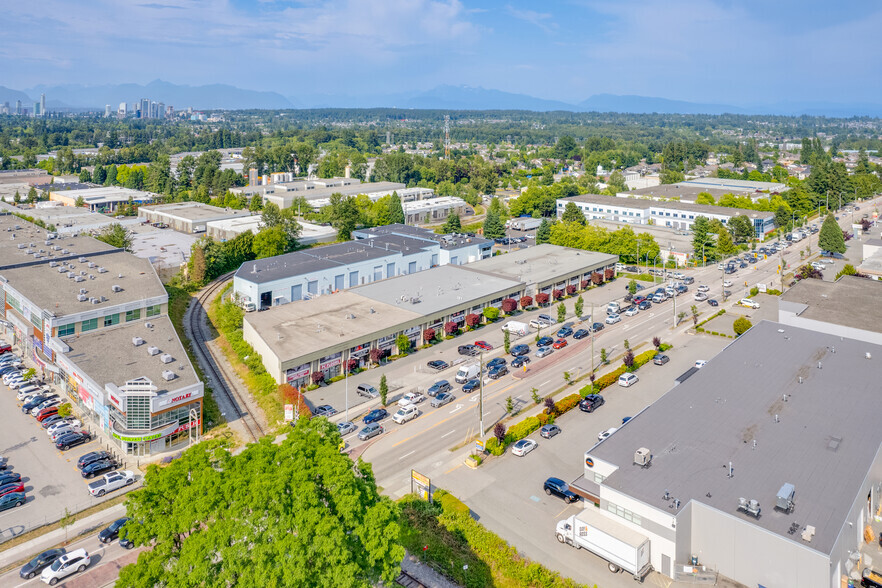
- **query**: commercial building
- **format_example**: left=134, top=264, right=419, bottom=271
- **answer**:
left=243, top=244, right=616, bottom=385
left=50, top=186, right=155, bottom=212
left=626, top=184, right=735, bottom=204
left=352, top=223, right=492, bottom=267
left=0, top=201, right=133, bottom=235
left=0, top=213, right=203, bottom=456
left=0, top=169, right=52, bottom=186
left=138, top=202, right=252, bottom=234
left=677, top=177, right=789, bottom=194
left=205, top=215, right=336, bottom=245
left=556, top=194, right=776, bottom=239
left=573, top=278, right=882, bottom=587
left=305, top=186, right=436, bottom=211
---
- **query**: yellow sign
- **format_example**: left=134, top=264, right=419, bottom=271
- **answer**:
left=411, top=470, right=430, bottom=487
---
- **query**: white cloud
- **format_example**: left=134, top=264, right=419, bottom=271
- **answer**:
left=506, top=5, right=556, bottom=33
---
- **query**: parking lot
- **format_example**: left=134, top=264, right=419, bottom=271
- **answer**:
left=438, top=333, right=731, bottom=587
left=0, top=352, right=134, bottom=543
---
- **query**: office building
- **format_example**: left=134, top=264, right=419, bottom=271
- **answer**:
left=138, top=202, right=252, bottom=234
left=40, top=93, right=45, bottom=117
left=50, top=186, right=154, bottom=212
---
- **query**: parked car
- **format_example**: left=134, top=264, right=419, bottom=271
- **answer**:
left=98, top=517, right=131, bottom=544
left=543, top=477, right=578, bottom=503
left=738, top=298, right=760, bottom=309
left=653, top=354, right=670, bottom=366
left=579, top=394, right=605, bottom=413
left=540, top=424, right=562, bottom=439
left=488, top=365, right=509, bottom=379
left=427, top=359, right=449, bottom=371
left=573, top=329, right=590, bottom=340
left=474, top=340, right=493, bottom=351
left=55, top=431, right=92, bottom=451
left=0, top=482, right=24, bottom=497
left=363, top=409, right=388, bottom=424
left=556, top=326, right=573, bottom=338
left=87, top=470, right=135, bottom=497
left=552, top=339, right=568, bottom=349
left=509, top=344, right=530, bottom=357
left=427, top=380, right=451, bottom=397
left=589, top=322, right=605, bottom=333
left=40, top=548, right=91, bottom=585
left=597, top=427, right=619, bottom=441
left=77, top=451, right=113, bottom=470
left=605, top=313, right=621, bottom=325
left=624, top=306, right=639, bottom=317
left=81, top=459, right=119, bottom=479
left=355, top=384, right=379, bottom=399
left=618, top=373, right=638, bottom=387
left=0, top=491, right=25, bottom=511
left=431, top=392, right=455, bottom=408
left=36, top=407, right=59, bottom=422
left=637, top=299, right=652, bottom=310
left=695, top=360, right=708, bottom=368
left=50, top=426, right=78, bottom=442
left=48, top=419, right=81, bottom=436
left=486, top=357, right=506, bottom=370
left=511, top=356, right=531, bottom=368
left=537, top=314, right=554, bottom=325
left=462, top=379, right=481, bottom=393
left=357, top=423, right=384, bottom=440
left=313, top=405, right=337, bottom=418
left=536, top=336, right=554, bottom=347
left=535, top=347, right=553, bottom=358
left=707, top=299, right=719, bottom=307
left=0, top=472, right=22, bottom=486
left=20, top=548, right=65, bottom=580
left=457, top=344, right=480, bottom=356
left=337, top=421, right=357, bottom=435
left=511, top=439, right=538, bottom=457
left=22, top=396, right=48, bottom=413
left=398, top=392, right=426, bottom=406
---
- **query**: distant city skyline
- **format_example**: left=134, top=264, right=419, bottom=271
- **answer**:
left=2, top=0, right=881, bottom=107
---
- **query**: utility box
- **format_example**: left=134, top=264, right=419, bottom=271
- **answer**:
left=775, top=483, right=795, bottom=513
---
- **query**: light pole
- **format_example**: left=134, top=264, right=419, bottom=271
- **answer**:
left=478, top=350, right=485, bottom=440
left=653, top=255, right=660, bottom=284
left=344, top=357, right=349, bottom=421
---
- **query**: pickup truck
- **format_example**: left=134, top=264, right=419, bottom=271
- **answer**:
left=88, top=470, right=135, bottom=497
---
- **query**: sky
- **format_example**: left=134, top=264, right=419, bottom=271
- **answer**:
left=2, top=0, right=881, bottom=106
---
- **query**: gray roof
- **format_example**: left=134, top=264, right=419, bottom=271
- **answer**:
left=62, top=315, right=199, bottom=394
left=139, top=202, right=252, bottom=223
left=353, top=224, right=492, bottom=251
left=779, top=276, right=882, bottom=334
left=465, top=244, right=617, bottom=285
left=560, top=193, right=774, bottom=220
left=678, top=177, right=789, bottom=193
left=628, top=184, right=734, bottom=202
left=235, top=234, right=436, bottom=285
left=588, top=320, right=882, bottom=554
left=0, top=213, right=118, bottom=270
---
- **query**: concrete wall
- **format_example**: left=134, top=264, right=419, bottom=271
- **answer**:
left=778, top=305, right=882, bottom=346
left=690, top=502, right=829, bottom=588
left=242, top=319, right=281, bottom=382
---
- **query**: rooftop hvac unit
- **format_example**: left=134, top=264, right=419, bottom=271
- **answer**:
left=61, top=249, right=68, bottom=254
left=44, top=241, right=51, bottom=246
left=25, top=249, right=32, bottom=254
left=111, top=285, right=122, bottom=292
left=77, top=294, right=87, bottom=302
left=775, top=483, right=795, bottom=513
left=79, top=288, right=87, bottom=294
left=147, top=346, right=160, bottom=356
left=74, top=276, right=85, bottom=282
left=634, top=447, right=652, bottom=467
left=132, top=337, right=144, bottom=347
left=90, top=297, right=100, bottom=304
left=97, top=267, right=107, bottom=273
left=100, top=296, right=106, bottom=302
left=87, top=262, right=95, bottom=268
left=160, top=354, right=174, bottom=364
left=737, top=497, right=762, bottom=518
left=80, top=270, right=86, bottom=276
left=52, top=245, right=60, bottom=251
left=29, top=243, right=34, bottom=247
left=68, top=264, right=74, bottom=269
left=78, top=257, right=86, bottom=263
left=66, top=272, right=74, bottom=279
left=49, top=261, right=57, bottom=268
left=161, top=370, right=176, bottom=381
left=39, top=249, right=44, bottom=253
left=145, top=322, right=153, bottom=329
left=89, top=274, right=94, bottom=280
left=57, top=267, right=66, bottom=273
left=16, top=244, right=24, bottom=250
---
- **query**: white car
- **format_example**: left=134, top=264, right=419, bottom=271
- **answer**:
left=16, top=385, right=42, bottom=400
left=624, top=306, right=639, bottom=317
left=672, top=272, right=685, bottom=279
left=723, top=280, right=733, bottom=288
left=697, top=284, right=710, bottom=292
left=811, top=262, right=826, bottom=270
left=41, top=548, right=91, bottom=585
left=695, top=360, right=708, bottom=369
left=50, top=427, right=78, bottom=442
left=31, top=399, right=60, bottom=415
left=693, top=292, right=708, bottom=301
left=738, top=298, right=760, bottom=309
left=398, top=392, right=426, bottom=407
left=87, top=470, right=135, bottom=497
left=618, top=373, right=638, bottom=387
left=597, top=427, right=619, bottom=442
left=9, top=378, right=34, bottom=390
left=605, top=313, right=621, bottom=325
left=511, top=438, right=538, bottom=457
left=47, top=419, right=81, bottom=436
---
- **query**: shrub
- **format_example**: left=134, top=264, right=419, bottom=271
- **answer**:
left=465, top=313, right=481, bottom=328
left=507, top=416, right=541, bottom=441
left=580, top=280, right=589, bottom=290
left=444, top=321, right=459, bottom=335
left=591, top=272, right=603, bottom=285
left=623, top=350, right=635, bottom=370
left=485, top=437, right=505, bottom=456
left=436, top=490, right=471, bottom=516
left=766, top=288, right=782, bottom=296
left=519, top=295, right=533, bottom=309
left=493, top=422, right=507, bottom=444
left=554, top=393, right=581, bottom=414
left=346, top=358, right=358, bottom=372
left=535, top=292, right=550, bottom=305
left=749, top=286, right=759, bottom=297
left=565, top=284, right=576, bottom=295
left=369, top=348, right=383, bottom=364
left=604, top=268, right=615, bottom=280
left=483, top=307, right=500, bottom=321
left=552, top=289, right=563, bottom=300
left=652, top=336, right=661, bottom=350
left=311, top=372, right=325, bottom=384
left=733, top=316, right=753, bottom=336
left=501, top=298, right=517, bottom=313
left=544, top=396, right=556, bottom=415
left=423, top=328, right=436, bottom=342
left=658, top=342, right=673, bottom=352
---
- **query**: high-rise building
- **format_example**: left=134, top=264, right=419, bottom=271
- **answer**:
left=40, top=93, right=46, bottom=117
left=104, top=104, right=111, bottom=118
left=33, top=102, right=40, bottom=117
left=118, top=102, right=127, bottom=117
left=140, top=98, right=150, bottom=119
left=1, top=102, right=9, bottom=115
left=157, top=102, right=165, bottom=119
left=165, top=105, right=174, bottom=118
left=15, top=100, right=21, bottom=115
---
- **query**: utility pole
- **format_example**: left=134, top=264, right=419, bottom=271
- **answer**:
left=444, top=115, right=450, bottom=160
left=344, top=358, right=349, bottom=421
left=478, top=350, right=484, bottom=439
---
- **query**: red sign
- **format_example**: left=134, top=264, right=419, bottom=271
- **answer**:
left=170, top=392, right=192, bottom=404
left=109, top=393, right=122, bottom=408
left=171, top=419, right=201, bottom=436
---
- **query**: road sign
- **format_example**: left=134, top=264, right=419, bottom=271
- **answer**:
left=284, top=404, right=294, bottom=421
left=475, top=439, right=485, bottom=453
left=411, top=469, right=432, bottom=502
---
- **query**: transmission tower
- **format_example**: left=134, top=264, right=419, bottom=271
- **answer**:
left=444, top=115, right=450, bottom=159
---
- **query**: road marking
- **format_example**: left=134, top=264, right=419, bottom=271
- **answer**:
left=449, top=404, right=464, bottom=413
left=555, top=503, right=577, bottom=518
left=530, top=495, right=541, bottom=502
left=445, top=463, right=463, bottom=474
left=440, top=429, right=456, bottom=439
left=398, top=450, right=416, bottom=461
left=469, top=394, right=479, bottom=402
left=540, top=380, right=551, bottom=387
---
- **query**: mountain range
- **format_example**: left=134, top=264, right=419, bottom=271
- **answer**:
left=3, top=80, right=882, bottom=117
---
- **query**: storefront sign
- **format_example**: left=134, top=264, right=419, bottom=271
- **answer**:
left=112, top=430, right=163, bottom=443
left=78, top=385, right=94, bottom=411
left=152, top=388, right=202, bottom=412
left=349, top=343, right=370, bottom=358
left=285, top=365, right=310, bottom=382
left=32, top=336, right=43, bottom=354
left=108, top=392, right=122, bottom=409
left=411, top=470, right=432, bottom=502
left=319, top=356, right=341, bottom=371
left=284, top=404, right=294, bottom=421
left=171, top=419, right=200, bottom=436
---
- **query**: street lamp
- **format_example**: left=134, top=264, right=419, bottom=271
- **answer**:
left=653, top=255, right=660, bottom=283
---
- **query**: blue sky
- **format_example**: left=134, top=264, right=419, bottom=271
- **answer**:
left=2, top=0, right=880, bottom=105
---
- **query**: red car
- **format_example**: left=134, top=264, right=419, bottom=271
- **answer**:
left=0, top=341, right=11, bottom=354
left=552, top=339, right=568, bottom=349
left=0, top=482, right=24, bottom=497
left=474, top=341, right=493, bottom=351
left=36, top=407, right=59, bottom=422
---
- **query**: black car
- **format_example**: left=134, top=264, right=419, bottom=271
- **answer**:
left=637, top=300, right=652, bottom=310
left=19, top=548, right=65, bottom=580
left=573, top=329, right=589, bottom=340
left=589, top=322, right=605, bottom=333
left=363, top=409, right=388, bottom=424
left=55, top=431, right=91, bottom=451
left=653, top=354, right=670, bottom=366
left=0, top=472, right=21, bottom=486
left=427, top=360, right=449, bottom=371
left=462, top=379, right=481, bottom=393
left=99, top=517, right=131, bottom=544
left=457, top=344, right=480, bottom=356
left=511, top=356, right=531, bottom=368
left=537, top=336, right=554, bottom=347
left=486, top=357, right=506, bottom=370
left=510, top=344, right=530, bottom=357
left=81, top=458, right=118, bottom=479
left=77, top=451, right=113, bottom=470
left=22, top=396, right=48, bottom=413
left=119, top=526, right=137, bottom=550
left=707, top=299, right=719, bottom=307
left=579, top=394, right=605, bottom=413
left=556, top=326, right=573, bottom=338
left=488, top=365, right=508, bottom=379
left=544, top=477, right=578, bottom=503
left=427, top=380, right=451, bottom=397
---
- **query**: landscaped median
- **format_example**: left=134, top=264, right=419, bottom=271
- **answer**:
left=485, top=346, right=666, bottom=456
left=399, top=491, right=593, bottom=588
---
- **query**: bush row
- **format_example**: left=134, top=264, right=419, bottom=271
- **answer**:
left=581, top=348, right=657, bottom=393
left=695, top=309, right=725, bottom=329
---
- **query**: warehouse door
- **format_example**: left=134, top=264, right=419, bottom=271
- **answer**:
left=291, top=284, right=302, bottom=301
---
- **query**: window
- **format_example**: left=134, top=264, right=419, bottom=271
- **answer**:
left=593, top=472, right=606, bottom=484
left=126, top=308, right=141, bottom=322
left=58, top=324, right=75, bottom=337
left=145, top=305, right=161, bottom=318
left=104, top=314, right=120, bottom=327
left=81, top=318, right=98, bottom=332
left=126, top=395, right=152, bottom=430
left=386, top=263, right=395, bottom=278
left=30, top=312, right=42, bottom=329
left=607, top=501, right=642, bottom=526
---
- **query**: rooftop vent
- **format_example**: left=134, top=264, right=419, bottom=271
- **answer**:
left=89, top=274, right=94, bottom=280
left=111, top=285, right=123, bottom=292
left=78, top=257, right=86, bottom=263
left=61, top=249, right=68, bottom=254
left=57, top=267, right=66, bottom=273
left=132, top=337, right=144, bottom=347
left=97, top=267, right=107, bottom=273
left=775, top=483, right=795, bottom=513
left=52, top=246, right=60, bottom=251
left=29, top=243, right=34, bottom=247
left=160, top=354, right=174, bottom=364
left=90, top=297, right=100, bottom=304
left=161, top=370, right=176, bottom=381
left=87, top=262, right=96, bottom=268
left=737, top=497, right=761, bottom=518
left=49, top=261, right=57, bottom=268
left=66, top=272, right=74, bottom=279
left=16, top=244, right=25, bottom=250
left=634, top=447, right=652, bottom=467
left=145, top=322, right=153, bottom=329
left=79, top=288, right=87, bottom=294
left=77, top=294, right=87, bottom=302
left=147, top=346, right=160, bottom=356
left=74, top=276, right=85, bottom=282
left=80, top=270, right=86, bottom=276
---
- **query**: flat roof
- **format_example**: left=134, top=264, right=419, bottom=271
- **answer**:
left=0, top=213, right=117, bottom=270
left=628, top=185, right=735, bottom=201
left=779, top=276, right=882, bottom=334
left=678, top=177, right=789, bottom=193
left=354, top=224, right=492, bottom=251
left=272, top=182, right=407, bottom=204
left=351, top=264, right=523, bottom=317
left=51, top=186, right=153, bottom=203
left=465, top=244, right=617, bottom=285
left=0, top=250, right=166, bottom=317
left=560, top=194, right=774, bottom=220
left=244, top=291, right=423, bottom=362
left=62, top=315, right=199, bottom=394
left=589, top=320, right=882, bottom=554
left=235, top=234, right=436, bottom=285
left=139, top=202, right=251, bottom=223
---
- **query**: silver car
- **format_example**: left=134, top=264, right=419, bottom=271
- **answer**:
left=337, top=421, right=357, bottom=435
left=357, top=423, right=384, bottom=440
left=430, top=392, right=455, bottom=408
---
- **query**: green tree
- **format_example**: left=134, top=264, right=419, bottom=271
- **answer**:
left=249, top=195, right=263, bottom=212
left=557, top=301, right=566, bottom=323
left=835, top=264, right=857, bottom=280
left=660, top=168, right=685, bottom=184
left=531, top=387, right=541, bottom=404
left=560, top=201, right=586, bottom=225
left=628, top=280, right=638, bottom=295
left=78, top=168, right=92, bottom=183
left=607, top=171, right=627, bottom=194
left=505, top=395, right=515, bottom=414
left=818, top=213, right=846, bottom=254
left=94, top=223, right=133, bottom=251
left=574, top=295, right=584, bottom=318
left=482, top=306, right=500, bottom=321
left=733, top=316, right=753, bottom=336
left=691, top=216, right=715, bottom=263
left=600, top=348, right=608, bottom=364
left=774, top=205, right=792, bottom=230
left=27, top=187, right=38, bottom=203
left=327, top=193, right=360, bottom=241
left=261, top=202, right=302, bottom=250
left=536, top=218, right=551, bottom=244
left=117, top=426, right=403, bottom=588
left=554, top=135, right=578, bottom=160
left=189, top=243, right=207, bottom=283
left=395, top=333, right=410, bottom=355
left=730, top=215, right=755, bottom=243
left=441, top=213, right=462, bottom=233
left=503, top=329, right=510, bottom=354
left=716, top=225, right=737, bottom=258
left=252, top=226, right=289, bottom=259
left=388, top=192, right=405, bottom=225
left=379, top=374, right=388, bottom=406
left=482, top=209, right=505, bottom=240
left=12, top=190, right=20, bottom=204
left=690, top=304, right=700, bottom=325
left=695, top=192, right=715, bottom=205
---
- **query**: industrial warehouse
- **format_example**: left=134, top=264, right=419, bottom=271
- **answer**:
left=243, top=244, right=617, bottom=385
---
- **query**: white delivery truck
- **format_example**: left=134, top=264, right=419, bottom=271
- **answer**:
left=511, top=217, right=542, bottom=231
left=455, top=363, right=481, bottom=384
left=501, top=321, right=529, bottom=337
left=555, top=509, right=652, bottom=581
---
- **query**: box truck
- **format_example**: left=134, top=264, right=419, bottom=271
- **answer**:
left=555, top=510, right=652, bottom=581
left=501, top=321, right=529, bottom=337
left=511, top=217, right=542, bottom=231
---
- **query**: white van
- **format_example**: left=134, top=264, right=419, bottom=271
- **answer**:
left=606, top=301, right=620, bottom=315
left=455, top=364, right=480, bottom=384
left=393, top=404, right=419, bottom=424
left=618, top=373, right=638, bottom=387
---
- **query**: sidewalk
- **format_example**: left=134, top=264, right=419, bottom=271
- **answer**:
left=0, top=503, right=126, bottom=571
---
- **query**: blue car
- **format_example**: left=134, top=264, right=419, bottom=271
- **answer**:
left=537, top=336, right=554, bottom=347
left=510, top=344, right=530, bottom=357
left=486, top=358, right=506, bottom=369
left=363, top=409, right=388, bottom=424
left=462, top=379, right=481, bottom=393
left=556, top=326, right=573, bottom=338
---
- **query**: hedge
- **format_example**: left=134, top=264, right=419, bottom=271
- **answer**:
left=580, top=349, right=657, bottom=394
